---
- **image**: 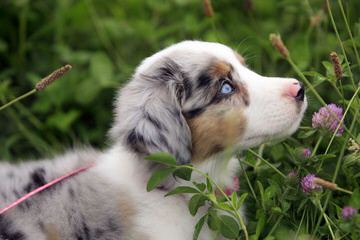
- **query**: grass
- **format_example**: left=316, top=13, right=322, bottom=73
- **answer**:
left=1, top=0, right=360, bottom=239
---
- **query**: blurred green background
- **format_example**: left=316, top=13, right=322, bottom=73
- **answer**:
left=0, top=0, right=359, bottom=160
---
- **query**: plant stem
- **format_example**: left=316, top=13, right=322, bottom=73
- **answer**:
left=287, top=57, right=327, bottom=106
left=182, top=165, right=249, bottom=240
left=311, top=135, right=323, bottom=157
left=266, top=215, right=283, bottom=237
left=239, top=160, right=259, bottom=205
left=317, top=201, right=335, bottom=239
left=337, top=0, right=360, bottom=73
left=0, top=89, right=36, bottom=112
left=331, top=108, right=359, bottom=182
left=327, top=0, right=356, bottom=88
left=248, top=149, right=286, bottom=178
left=336, top=187, right=353, bottom=195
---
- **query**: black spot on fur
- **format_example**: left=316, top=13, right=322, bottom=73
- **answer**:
left=74, top=219, right=90, bottom=240
left=23, top=168, right=46, bottom=194
left=183, top=78, right=192, bottom=100
left=183, top=108, right=205, bottom=119
left=38, top=221, right=45, bottom=232
left=158, top=60, right=181, bottom=82
left=158, top=133, right=171, bottom=152
left=31, top=168, right=46, bottom=187
left=145, top=112, right=165, bottom=131
left=7, top=172, right=14, bottom=178
left=94, top=228, right=105, bottom=238
left=197, top=73, right=212, bottom=89
left=127, top=129, right=147, bottom=154
left=1, top=192, right=7, bottom=201
left=68, top=187, right=75, bottom=199
left=0, top=215, right=26, bottom=240
left=107, top=218, right=119, bottom=232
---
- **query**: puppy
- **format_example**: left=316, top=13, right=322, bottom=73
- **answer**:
left=0, top=41, right=307, bottom=240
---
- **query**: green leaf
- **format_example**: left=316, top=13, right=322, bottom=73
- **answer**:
left=47, top=110, right=80, bottom=132
left=193, top=214, right=207, bottom=240
left=144, top=152, right=177, bottom=166
left=313, top=154, right=336, bottom=162
left=174, top=166, right=192, bottom=180
left=237, top=193, right=248, bottom=210
left=218, top=202, right=233, bottom=211
left=297, top=129, right=317, bottom=139
left=165, top=186, right=200, bottom=196
left=231, top=192, right=238, bottom=209
left=271, top=207, right=282, bottom=214
left=206, top=176, right=213, bottom=192
left=189, top=194, right=207, bottom=216
left=219, top=215, right=240, bottom=239
left=207, top=210, right=221, bottom=231
left=257, top=181, right=265, bottom=209
left=195, top=182, right=206, bottom=192
left=254, top=212, right=265, bottom=240
left=90, top=52, right=115, bottom=87
left=350, top=188, right=360, bottom=208
left=146, top=167, right=176, bottom=192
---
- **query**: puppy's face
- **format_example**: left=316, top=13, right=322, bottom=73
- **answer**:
left=112, top=41, right=307, bottom=164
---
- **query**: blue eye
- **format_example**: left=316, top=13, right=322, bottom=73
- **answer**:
left=220, top=82, right=233, bottom=94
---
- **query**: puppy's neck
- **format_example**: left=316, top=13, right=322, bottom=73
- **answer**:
left=96, top=144, right=239, bottom=192
left=190, top=150, right=240, bottom=189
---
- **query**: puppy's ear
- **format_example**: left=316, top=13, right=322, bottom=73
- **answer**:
left=110, top=59, right=192, bottom=164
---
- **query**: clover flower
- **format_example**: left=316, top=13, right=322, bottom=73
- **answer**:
left=301, top=174, right=322, bottom=193
left=225, top=176, right=239, bottom=196
left=312, top=104, right=344, bottom=136
left=342, top=206, right=358, bottom=220
left=301, top=174, right=339, bottom=193
left=302, top=148, right=311, bottom=158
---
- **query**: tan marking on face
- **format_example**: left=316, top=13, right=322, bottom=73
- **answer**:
left=208, top=60, right=232, bottom=77
left=188, top=105, right=247, bottom=162
left=45, top=224, right=60, bottom=240
left=234, top=51, right=246, bottom=65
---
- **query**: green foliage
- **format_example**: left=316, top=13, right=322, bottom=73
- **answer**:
left=1, top=0, right=360, bottom=239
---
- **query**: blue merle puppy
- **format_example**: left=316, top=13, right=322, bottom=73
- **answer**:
left=0, top=40, right=307, bottom=240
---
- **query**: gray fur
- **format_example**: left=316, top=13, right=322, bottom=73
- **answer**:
left=0, top=150, right=123, bottom=239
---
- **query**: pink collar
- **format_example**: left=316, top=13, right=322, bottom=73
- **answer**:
left=0, top=163, right=95, bottom=215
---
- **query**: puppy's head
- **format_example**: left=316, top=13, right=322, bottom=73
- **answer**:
left=110, top=41, right=307, bottom=164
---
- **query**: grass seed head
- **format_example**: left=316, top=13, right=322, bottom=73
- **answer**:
left=35, top=64, right=72, bottom=91
left=203, top=0, right=214, bottom=17
left=269, top=33, right=289, bottom=58
left=329, top=52, right=342, bottom=80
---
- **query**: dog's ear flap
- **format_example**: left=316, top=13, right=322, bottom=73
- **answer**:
left=110, top=59, right=192, bottom=164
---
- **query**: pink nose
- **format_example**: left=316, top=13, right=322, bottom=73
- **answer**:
left=287, top=82, right=305, bottom=101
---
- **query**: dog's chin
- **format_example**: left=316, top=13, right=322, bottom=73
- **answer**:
left=237, top=111, right=305, bottom=150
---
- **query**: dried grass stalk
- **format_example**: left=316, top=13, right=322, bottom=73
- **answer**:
left=35, top=64, right=72, bottom=91
left=269, top=34, right=289, bottom=58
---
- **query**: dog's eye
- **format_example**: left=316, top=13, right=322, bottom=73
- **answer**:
left=220, top=82, right=234, bottom=94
